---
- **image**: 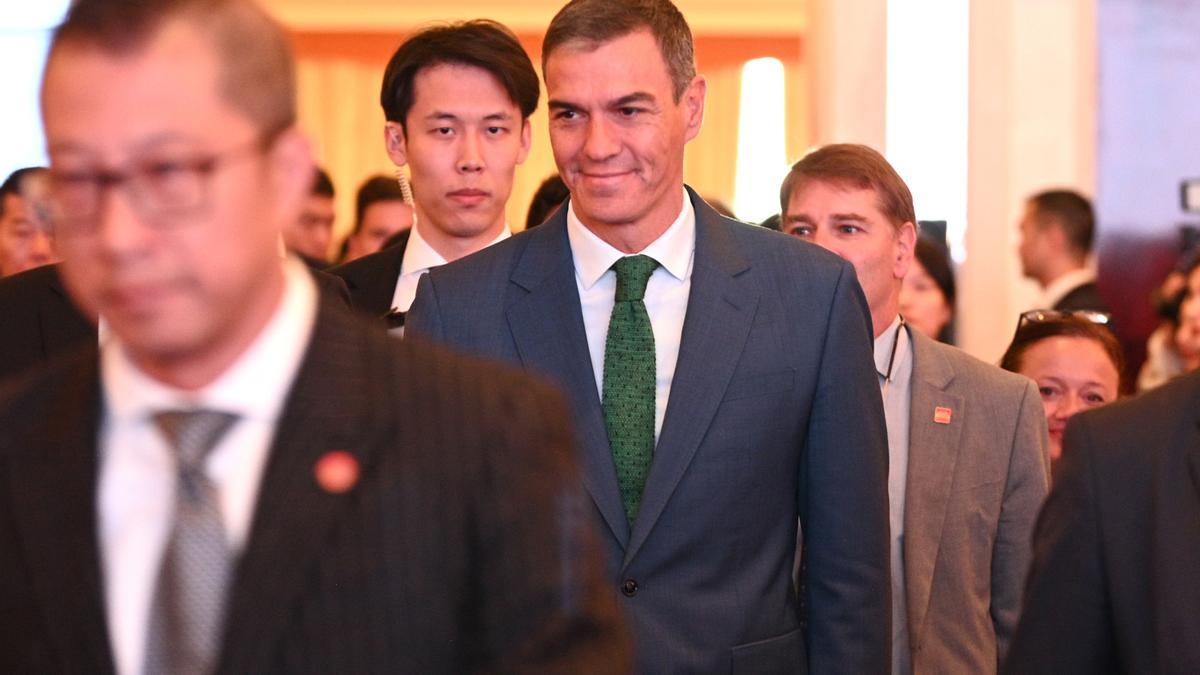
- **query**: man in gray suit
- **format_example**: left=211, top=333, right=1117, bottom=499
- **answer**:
left=407, top=1, right=891, bottom=672
left=781, top=143, right=1050, bottom=673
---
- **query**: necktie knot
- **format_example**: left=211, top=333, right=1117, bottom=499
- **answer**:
left=613, top=255, right=659, bottom=302
left=154, top=409, right=239, bottom=472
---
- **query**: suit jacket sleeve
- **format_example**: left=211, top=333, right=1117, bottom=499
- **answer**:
left=471, top=371, right=631, bottom=673
left=990, top=379, right=1050, bottom=663
left=802, top=264, right=892, bottom=673
left=1002, top=413, right=1114, bottom=674
left=406, top=273, right=445, bottom=341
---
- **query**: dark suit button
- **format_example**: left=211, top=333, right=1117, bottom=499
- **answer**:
left=621, top=579, right=638, bottom=596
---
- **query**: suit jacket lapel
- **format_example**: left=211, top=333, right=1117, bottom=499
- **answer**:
left=902, top=330, right=964, bottom=648
left=350, top=232, right=410, bottom=316
left=7, top=352, right=115, bottom=673
left=217, top=299, right=381, bottom=672
left=504, top=217, right=631, bottom=546
left=624, top=193, right=758, bottom=567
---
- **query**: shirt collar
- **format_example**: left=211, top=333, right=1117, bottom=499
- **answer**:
left=401, top=222, right=511, bottom=277
left=1038, top=267, right=1096, bottom=309
left=873, top=314, right=906, bottom=380
left=102, top=256, right=319, bottom=424
left=566, top=187, right=696, bottom=290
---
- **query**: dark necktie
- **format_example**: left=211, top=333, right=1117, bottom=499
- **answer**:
left=602, top=254, right=659, bottom=524
left=144, top=409, right=239, bottom=675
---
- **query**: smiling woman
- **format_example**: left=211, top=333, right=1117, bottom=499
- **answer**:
left=1001, top=314, right=1125, bottom=471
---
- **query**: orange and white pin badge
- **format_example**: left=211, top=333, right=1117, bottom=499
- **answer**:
left=933, top=406, right=953, bottom=425
left=315, top=450, right=360, bottom=494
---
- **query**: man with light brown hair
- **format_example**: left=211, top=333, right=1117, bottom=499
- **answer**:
left=0, top=0, right=629, bottom=671
left=783, top=143, right=1049, bottom=674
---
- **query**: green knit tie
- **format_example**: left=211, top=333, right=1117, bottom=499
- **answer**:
left=603, top=254, right=659, bottom=525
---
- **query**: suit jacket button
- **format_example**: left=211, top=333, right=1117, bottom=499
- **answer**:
left=621, top=579, right=638, bottom=597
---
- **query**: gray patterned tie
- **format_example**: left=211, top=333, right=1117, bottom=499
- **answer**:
left=144, top=410, right=239, bottom=675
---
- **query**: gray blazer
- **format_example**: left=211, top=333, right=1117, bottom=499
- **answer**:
left=902, top=329, right=1049, bottom=672
left=407, top=189, right=892, bottom=674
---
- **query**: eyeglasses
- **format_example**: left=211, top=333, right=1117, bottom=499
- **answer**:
left=1019, top=309, right=1111, bottom=326
left=46, top=134, right=273, bottom=234
left=1013, top=308, right=1112, bottom=339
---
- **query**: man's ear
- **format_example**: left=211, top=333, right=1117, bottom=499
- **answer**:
left=682, top=75, right=706, bottom=143
left=384, top=121, right=408, bottom=167
left=894, top=221, right=917, bottom=280
left=267, top=126, right=314, bottom=219
left=516, top=118, right=532, bottom=165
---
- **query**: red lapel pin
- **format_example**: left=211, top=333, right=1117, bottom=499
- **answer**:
left=933, top=406, right=953, bottom=425
left=315, top=450, right=360, bottom=494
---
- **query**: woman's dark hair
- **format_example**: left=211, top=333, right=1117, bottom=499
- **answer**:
left=913, top=236, right=956, bottom=343
left=1001, top=315, right=1127, bottom=392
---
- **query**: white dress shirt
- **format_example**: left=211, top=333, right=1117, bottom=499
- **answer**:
left=876, top=315, right=914, bottom=675
left=1035, top=267, right=1095, bottom=310
left=566, top=190, right=695, bottom=444
left=390, top=222, right=512, bottom=314
left=98, top=257, right=318, bottom=675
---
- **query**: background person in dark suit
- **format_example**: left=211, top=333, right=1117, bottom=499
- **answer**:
left=1017, top=189, right=1110, bottom=314
left=283, top=166, right=336, bottom=268
left=407, top=1, right=892, bottom=671
left=0, top=167, right=58, bottom=278
left=330, top=21, right=536, bottom=329
left=0, top=0, right=628, bottom=672
left=1005, top=370, right=1200, bottom=674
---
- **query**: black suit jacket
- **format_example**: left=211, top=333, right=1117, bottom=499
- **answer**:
left=0, top=295, right=628, bottom=673
left=1053, top=280, right=1110, bottom=314
left=1004, top=371, right=1200, bottom=674
left=0, top=264, right=93, bottom=383
left=0, top=262, right=351, bottom=385
left=328, top=229, right=411, bottom=318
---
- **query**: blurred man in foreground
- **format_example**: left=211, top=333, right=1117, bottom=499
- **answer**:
left=0, top=0, right=627, bottom=672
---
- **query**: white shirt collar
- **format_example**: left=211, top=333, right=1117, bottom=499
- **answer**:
left=1038, top=267, right=1096, bottom=309
left=102, top=256, right=318, bottom=424
left=400, top=222, right=511, bottom=278
left=566, top=187, right=695, bottom=290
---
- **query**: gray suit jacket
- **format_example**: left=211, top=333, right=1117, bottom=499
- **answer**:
left=407, top=189, right=891, bottom=674
left=902, top=329, right=1049, bottom=673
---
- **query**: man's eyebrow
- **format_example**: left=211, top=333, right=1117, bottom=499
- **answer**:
left=784, top=214, right=814, bottom=224
left=830, top=212, right=868, bottom=222
left=423, top=111, right=461, bottom=122
left=611, top=92, right=656, bottom=107
left=547, top=92, right=658, bottom=111
left=482, top=111, right=515, bottom=122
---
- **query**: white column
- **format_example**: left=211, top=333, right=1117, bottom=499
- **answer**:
left=959, top=0, right=1097, bottom=361
left=807, top=0, right=888, bottom=149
